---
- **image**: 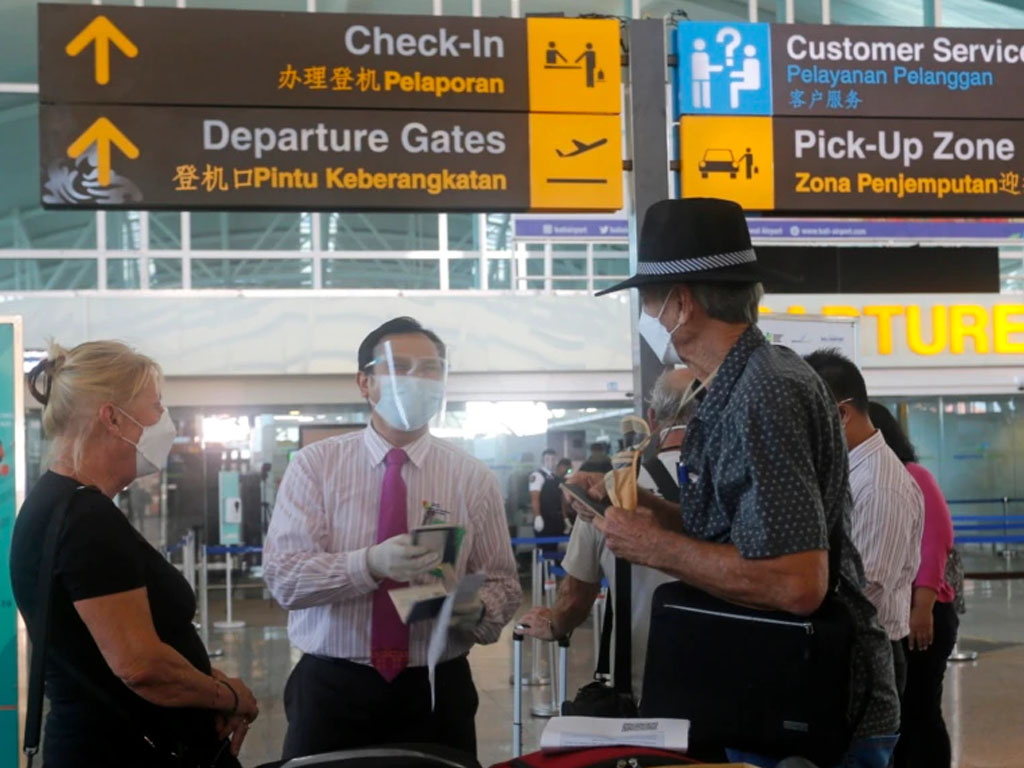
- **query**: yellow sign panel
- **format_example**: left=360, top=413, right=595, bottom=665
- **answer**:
left=529, top=113, right=622, bottom=211
left=679, top=116, right=774, bottom=211
left=526, top=18, right=621, bottom=115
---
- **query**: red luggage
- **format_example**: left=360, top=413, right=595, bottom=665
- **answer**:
left=490, top=745, right=698, bottom=768
left=503, top=632, right=696, bottom=768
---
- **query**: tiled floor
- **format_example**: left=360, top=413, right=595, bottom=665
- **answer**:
left=206, top=553, right=1022, bottom=767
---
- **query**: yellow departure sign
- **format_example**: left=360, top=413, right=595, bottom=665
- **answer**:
left=67, top=117, right=139, bottom=186
left=64, top=15, right=137, bottom=86
left=529, top=114, right=622, bottom=211
left=526, top=18, right=622, bottom=116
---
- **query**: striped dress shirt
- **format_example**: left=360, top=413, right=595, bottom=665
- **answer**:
left=847, top=429, right=925, bottom=641
left=263, top=425, right=521, bottom=665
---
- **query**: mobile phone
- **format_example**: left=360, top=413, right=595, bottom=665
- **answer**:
left=560, top=481, right=610, bottom=517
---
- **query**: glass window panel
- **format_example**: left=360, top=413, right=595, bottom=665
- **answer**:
left=149, top=212, right=183, bottom=250
left=191, top=258, right=312, bottom=288
left=448, top=214, right=478, bottom=251
left=553, top=256, right=586, bottom=289
left=323, top=213, right=439, bottom=251
left=152, top=258, right=183, bottom=289
left=449, top=259, right=479, bottom=290
left=486, top=213, right=513, bottom=250
left=641, top=0, right=750, bottom=21
left=185, top=0, right=307, bottom=9
left=931, top=0, right=1024, bottom=27
left=190, top=212, right=309, bottom=250
left=319, top=0, right=435, bottom=11
left=107, top=257, right=141, bottom=289
left=0, top=258, right=97, bottom=290
left=524, top=256, right=545, bottom=289
left=107, top=212, right=145, bottom=251
left=441, top=0, right=513, bottom=15
left=522, top=0, right=627, bottom=16
left=0, top=0, right=93, bottom=82
left=0, top=94, right=97, bottom=249
left=489, top=258, right=511, bottom=289
left=831, top=0, right=923, bottom=25
left=447, top=258, right=509, bottom=289
left=322, top=258, right=440, bottom=289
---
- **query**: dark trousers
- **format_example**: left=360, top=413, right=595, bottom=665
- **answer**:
left=893, top=601, right=959, bottom=768
left=891, top=639, right=907, bottom=701
left=282, top=654, right=478, bottom=761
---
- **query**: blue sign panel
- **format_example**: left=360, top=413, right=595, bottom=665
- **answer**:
left=677, top=22, right=773, bottom=116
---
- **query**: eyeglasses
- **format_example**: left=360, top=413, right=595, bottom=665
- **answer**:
left=364, top=355, right=447, bottom=379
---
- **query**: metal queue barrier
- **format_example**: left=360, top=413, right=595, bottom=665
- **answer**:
left=948, top=499, right=1024, bottom=663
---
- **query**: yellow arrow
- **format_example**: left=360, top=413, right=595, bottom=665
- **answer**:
left=65, top=16, right=138, bottom=86
left=67, top=118, right=140, bottom=187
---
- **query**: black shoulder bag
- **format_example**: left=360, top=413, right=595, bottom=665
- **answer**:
left=639, top=518, right=862, bottom=766
left=24, top=485, right=231, bottom=768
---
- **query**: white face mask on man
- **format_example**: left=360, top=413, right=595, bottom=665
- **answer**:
left=638, top=289, right=684, bottom=365
left=371, top=375, right=445, bottom=432
left=116, top=407, right=176, bottom=477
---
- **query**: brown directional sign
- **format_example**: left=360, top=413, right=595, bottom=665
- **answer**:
left=39, top=4, right=621, bottom=115
left=38, top=4, right=624, bottom=212
left=39, top=104, right=623, bottom=212
left=772, top=117, right=1024, bottom=213
left=772, top=24, right=1024, bottom=119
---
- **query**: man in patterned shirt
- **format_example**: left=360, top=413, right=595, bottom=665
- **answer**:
left=584, top=198, right=900, bottom=768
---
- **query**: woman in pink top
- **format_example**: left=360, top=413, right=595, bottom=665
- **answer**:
left=869, top=403, right=958, bottom=768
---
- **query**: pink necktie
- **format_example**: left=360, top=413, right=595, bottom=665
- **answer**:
left=371, top=448, right=410, bottom=682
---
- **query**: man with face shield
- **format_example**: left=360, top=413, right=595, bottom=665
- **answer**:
left=264, top=316, right=521, bottom=762
left=573, top=198, right=900, bottom=768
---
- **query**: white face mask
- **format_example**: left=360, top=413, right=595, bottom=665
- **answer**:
left=117, top=408, right=176, bottom=477
left=542, top=454, right=557, bottom=472
left=639, top=289, right=683, bottom=365
left=372, top=375, right=445, bottom=432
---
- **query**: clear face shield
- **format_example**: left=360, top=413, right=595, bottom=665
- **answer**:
left=365, top=339, right=449, bottom=432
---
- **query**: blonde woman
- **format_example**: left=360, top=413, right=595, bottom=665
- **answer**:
left=11, top=341, right=258, bottom=768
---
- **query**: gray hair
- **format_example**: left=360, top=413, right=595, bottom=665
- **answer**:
left=645, top=281, right=764, bottom=325
left=689, top=281, right=764, bottom=324
left=649, top=370, right=698, bottom=427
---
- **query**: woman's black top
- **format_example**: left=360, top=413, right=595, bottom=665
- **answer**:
left=11, top=471, right=220, bottom=767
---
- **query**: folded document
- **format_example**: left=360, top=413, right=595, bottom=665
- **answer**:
left=540, top=716, right=689, bottom=752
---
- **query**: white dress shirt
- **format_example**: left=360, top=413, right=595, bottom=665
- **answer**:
left=561, top=448, right=679, bottom=697
left=848, top=430, right=924, bottom=641
left=263, top=425, right=521, bottom=666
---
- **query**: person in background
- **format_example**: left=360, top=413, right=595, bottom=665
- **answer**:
left=805, top=349, right=924, bottom=700
left=264, top=316, right=521, bottom=761
left=530, top=449, right=567, bottom=550
left=520, top=368, right=698, bottom=699
left=555, top=458, right=573, bottom=480
left=868, top=402, right=958, bottom=768
left=11, top=342, right=258, bottom=768
left=579, top=441, right=613, bottom=474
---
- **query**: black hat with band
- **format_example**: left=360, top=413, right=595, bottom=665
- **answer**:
left=594, top=197, right=761, bottom=296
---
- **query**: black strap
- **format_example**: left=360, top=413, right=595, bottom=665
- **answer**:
left=641, top=456, right=679, bottom=502
left=24, top=484, right=80, bottom=761
left=595, top=593, right=612, bottom=677
left=613, top=556, right=632, bottom=697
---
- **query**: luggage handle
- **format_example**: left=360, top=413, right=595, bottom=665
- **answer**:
left=512, top=631, right=524, bottom=758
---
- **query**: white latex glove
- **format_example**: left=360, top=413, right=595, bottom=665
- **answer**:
left=367, top=534, right=441, bottom=582
left=449, top=597, right=485, bottom=631
left=533, top=515, right=545, bottom=533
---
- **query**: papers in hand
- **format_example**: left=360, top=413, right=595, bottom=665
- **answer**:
left=388, top=583, right=449, bottom=624
left=540, top=716, right=689, bottom=752
left=426, top=572, right=485, bottom=711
